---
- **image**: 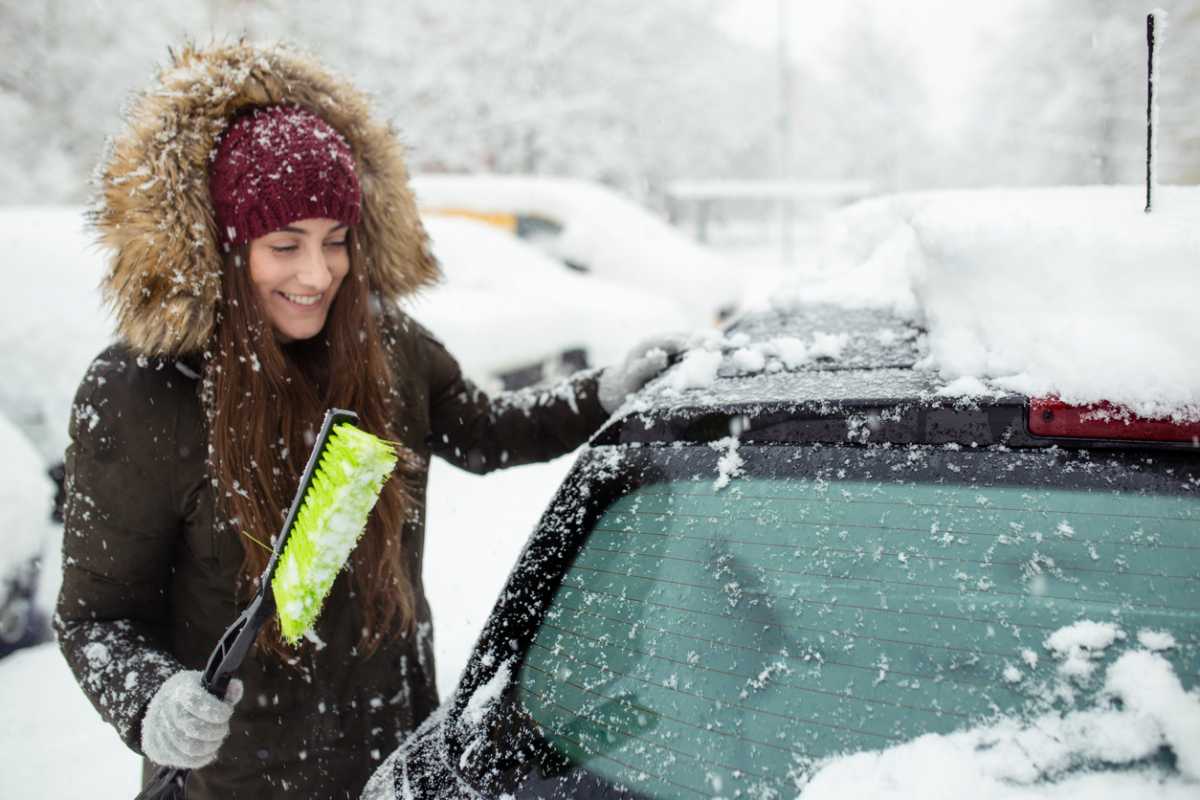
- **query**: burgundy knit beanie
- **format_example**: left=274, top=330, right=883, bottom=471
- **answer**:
left=209, top=104, right=362, bottom=249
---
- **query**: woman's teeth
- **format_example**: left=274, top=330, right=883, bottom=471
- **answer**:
left=282, top=292, right=321, bottom=306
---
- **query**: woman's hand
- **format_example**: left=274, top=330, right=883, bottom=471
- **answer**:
left=141, top=670, right=243, bottom=769
left=598, top=335, right=688, bottom=414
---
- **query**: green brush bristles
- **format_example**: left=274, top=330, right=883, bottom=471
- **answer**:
left=272, top=422, right=398, bottom=645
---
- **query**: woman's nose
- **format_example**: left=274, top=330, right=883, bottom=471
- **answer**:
left=295, top=246, right=333, bottom=291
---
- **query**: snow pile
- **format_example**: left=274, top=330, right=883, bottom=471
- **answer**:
left=407, top=216, right=691, bottom=382
left=803, top=635, right=1200, bottom=798
left=0, top=644, right=140, bottom=797
left=412, top=174, right=736, bottom=325
left=773, top=186, right=1200, bottom=419
left=658, top=325, right=861, bottom=397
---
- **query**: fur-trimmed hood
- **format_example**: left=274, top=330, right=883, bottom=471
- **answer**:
left=91, top=41, right=440, bottom=356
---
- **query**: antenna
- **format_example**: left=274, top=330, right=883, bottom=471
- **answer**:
left=1144, top=11, right=1165, bottom=213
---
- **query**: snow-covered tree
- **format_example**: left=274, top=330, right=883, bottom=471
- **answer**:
left=1156, top=2, right=1200, bottom=184
left=960, top=0, right=1195, bottom=185
left=0, top=0, right=775, bottom=204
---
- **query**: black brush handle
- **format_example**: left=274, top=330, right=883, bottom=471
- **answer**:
left=134, top=409, right=357, bottom=799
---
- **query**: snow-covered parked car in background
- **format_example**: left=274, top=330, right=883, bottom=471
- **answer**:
left=0, top=412, right=57, bottom=658
left=413, top=174, right=740, bottom=327
left=363, top=186, right=1200, bottom=799
left=411, top=215, right=691, bottom=390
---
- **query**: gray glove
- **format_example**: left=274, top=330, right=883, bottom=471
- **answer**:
left=598, top=335, right=687, bottom=414
left=141, top=669, right=243, bottom=769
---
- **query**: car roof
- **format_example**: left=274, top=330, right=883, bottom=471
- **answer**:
left=596, top=305, right=1198, bottom=453
left=592, top=304, right=1020, bottom=447
left=608, top=304, right=969, bottom=419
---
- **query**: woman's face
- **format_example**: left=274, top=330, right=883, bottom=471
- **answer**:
left=247, top=217, right=350, bottom=342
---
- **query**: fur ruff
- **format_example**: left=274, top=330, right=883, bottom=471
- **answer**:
left=90, top=40, right=440, bottom=356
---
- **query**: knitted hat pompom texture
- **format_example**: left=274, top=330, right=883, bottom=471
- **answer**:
left=209, top=105, right=362, bottom=249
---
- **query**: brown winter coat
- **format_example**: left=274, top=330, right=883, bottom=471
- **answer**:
left=55, top=41, right=609, bottom=799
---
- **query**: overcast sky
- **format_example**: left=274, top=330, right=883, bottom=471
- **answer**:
left=717, top=0, right=1028, bottom=136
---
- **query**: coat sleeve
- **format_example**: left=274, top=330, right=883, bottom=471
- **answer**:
left=417, top=327, right=610, bottom=474
left=54, top=350, right=186, bottom=754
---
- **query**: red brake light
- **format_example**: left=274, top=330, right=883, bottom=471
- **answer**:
left=1029, top=397, right=1200, bottom=444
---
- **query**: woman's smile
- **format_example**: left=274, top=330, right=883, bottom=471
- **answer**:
left=277, top=290, right=324, bottom=308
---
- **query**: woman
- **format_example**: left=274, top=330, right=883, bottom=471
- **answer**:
left=57, top=42, right=673, bottom=798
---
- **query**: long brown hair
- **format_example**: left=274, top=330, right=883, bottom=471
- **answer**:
left=205, top=231, right=416, bottom=661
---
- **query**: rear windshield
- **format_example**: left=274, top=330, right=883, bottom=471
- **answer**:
left=504, top=444, right=1199, bottom=798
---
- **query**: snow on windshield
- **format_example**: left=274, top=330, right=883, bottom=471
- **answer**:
left=772, top=186, right=1200, bottom=421
left=801, top=627, right=1200, bottom=799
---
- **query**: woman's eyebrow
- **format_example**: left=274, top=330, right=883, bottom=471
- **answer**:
left=277, top=223, right=349, bottom=234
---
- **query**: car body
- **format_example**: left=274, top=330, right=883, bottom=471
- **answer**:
left=412, top=174, right=740, bottom=327
left=363, top=302, right=1199, bottom=799
left=411, top=215, right=691, bottom=391
left=0, top=412, right=56, bottom=659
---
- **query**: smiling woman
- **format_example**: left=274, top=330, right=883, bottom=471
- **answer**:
left=247, top=219, right=351, bottom=343
left=53, top=41, right=676, bottom=800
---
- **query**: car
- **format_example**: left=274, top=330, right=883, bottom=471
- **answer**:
left=0, top=411, right=57, bottom=659
left=361, top=302, right=1199, bottom=799
left=363, top=187, right=1200, bottom=799
left=412, top=174, right=741, bottom=327
left=412, top=215, right=692, bottom=391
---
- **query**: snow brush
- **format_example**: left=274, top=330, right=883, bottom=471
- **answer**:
left=135, top=408, right=399, bottom=800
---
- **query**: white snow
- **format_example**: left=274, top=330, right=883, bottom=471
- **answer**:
left=771, top=336, right=809, bottom=369
left=412, top=174, right=737, bottom=326
left=407, top=215, right=693, bottom=385
left=808, top=330, right=850, bottom=360
left=460, top=657, right=512, bottom=728
left=1044, top=620, right=1124, bottom=682
left=665, top=348, right=723, bottom=392
left=0, top=413, right=55, bottom=579
left=0, top=645, right=140, bottom=797
left=937, top=375, right=999, bottom=398
left=709, top=436, right=744, bottom=491
left=0, top=207, right=113, bottom=461
left=1137, top=629, right=1177, bottom=652
left=802, top=648, right=1200, bottom=799
left=772, top=186, right=1200, bottom=420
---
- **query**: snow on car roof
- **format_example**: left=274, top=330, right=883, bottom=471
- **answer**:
left=407, top=215, right=691, bottom=378
left=771, top=186, right=1200, bottom=422
left=411, top=173, right=735, bottom=324
left=626, top=305, right=943, bottom=415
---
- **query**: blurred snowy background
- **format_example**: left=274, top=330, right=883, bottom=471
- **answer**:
left=1, top=0, right=1198, bottom=795
left=3, top=0, right=1198, bottom=206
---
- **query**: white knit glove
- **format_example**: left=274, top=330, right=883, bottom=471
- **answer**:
left=141, top=670, right=243, bottom=769
left=598, top=335, right=687, bottom=414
